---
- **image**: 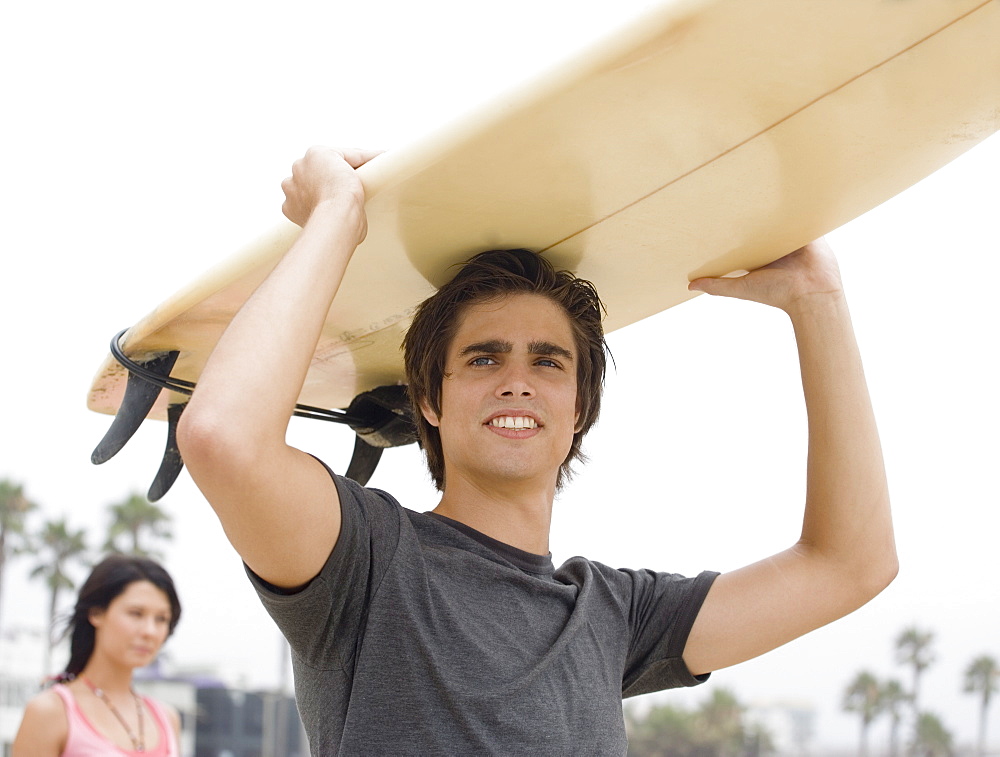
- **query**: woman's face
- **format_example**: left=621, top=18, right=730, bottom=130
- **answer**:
left=89, top=580, right=173, bottom=669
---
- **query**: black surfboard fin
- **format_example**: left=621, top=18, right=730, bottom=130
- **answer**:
left=344, top=437, right=384, bottom=486
left=148, top=401, right=187, bottom=501
left=91, top=334, right=418, bottom=493
left=342, top=385, right=417, bottom=485
left=92, top=351, right=180, bottom=464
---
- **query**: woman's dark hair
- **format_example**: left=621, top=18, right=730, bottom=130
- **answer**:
left=403, top=249, right=608, bottom=490
left=60, top=554, right=181, bottom=678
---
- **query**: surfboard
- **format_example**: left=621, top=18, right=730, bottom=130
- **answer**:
left=87, top=0, right=1000, bottom=498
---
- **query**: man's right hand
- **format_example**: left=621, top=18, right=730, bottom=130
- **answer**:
left=281, top=147, right=381, bottom=242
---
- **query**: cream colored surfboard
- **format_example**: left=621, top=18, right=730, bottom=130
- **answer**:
left=87, top=0, right=1000, bottom=495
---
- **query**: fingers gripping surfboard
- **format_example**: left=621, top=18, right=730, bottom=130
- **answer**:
left=89, top=0, right=1000, bottom=499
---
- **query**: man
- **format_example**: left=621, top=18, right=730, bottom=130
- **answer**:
left=177, top=147, right=897, bottom=755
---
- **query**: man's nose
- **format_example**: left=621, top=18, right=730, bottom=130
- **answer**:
left=496, top=363, right=534, bottom=398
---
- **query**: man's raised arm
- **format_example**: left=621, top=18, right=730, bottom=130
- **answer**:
left=681, top=239, right=898, bottom=676
left=177, top=147, right=380, bottom=589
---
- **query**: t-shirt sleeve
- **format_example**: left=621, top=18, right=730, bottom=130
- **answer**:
left=244, top=466, right=402, bottom=675
left=621, top=568, right=719, bottom=697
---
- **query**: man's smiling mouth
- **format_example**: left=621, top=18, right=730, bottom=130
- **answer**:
left=489, top=416, right=539, bottom=429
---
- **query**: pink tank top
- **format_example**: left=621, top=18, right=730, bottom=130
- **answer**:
left=52, top=684, right=179, bottom=757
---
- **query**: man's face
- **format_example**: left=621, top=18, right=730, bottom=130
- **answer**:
left=420, top=293, right=581, bottom=492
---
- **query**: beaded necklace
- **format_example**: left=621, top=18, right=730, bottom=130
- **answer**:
left=81, top=677, right=145, bottom=752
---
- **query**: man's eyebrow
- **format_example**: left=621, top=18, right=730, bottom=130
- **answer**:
left=529, top=341, right=574, bottom=361
left=457, top=340, right=574, bottom=361
left=458, top=340, right=512, bottom=356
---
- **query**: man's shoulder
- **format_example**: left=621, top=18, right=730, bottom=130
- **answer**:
left=330, top=472, right=416, bottom=535
left=331, top=471, right=401, bottom=510
left=554, top=558, right=719, bottom=610
left=553, top=554, right=630, bottom=583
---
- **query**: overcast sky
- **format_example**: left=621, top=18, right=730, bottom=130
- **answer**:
left=2, top=1, right=997, bottom=750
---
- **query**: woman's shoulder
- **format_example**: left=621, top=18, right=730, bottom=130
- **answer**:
left=24, top=685, right=70, bottom=718
left=12, top=687, right=69, bottom=755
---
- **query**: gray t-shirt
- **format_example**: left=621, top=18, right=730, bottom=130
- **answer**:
left=248, top=472, right=718, bottom=756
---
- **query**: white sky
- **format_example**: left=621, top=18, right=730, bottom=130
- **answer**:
left=1, top=1, right=997, bottom=750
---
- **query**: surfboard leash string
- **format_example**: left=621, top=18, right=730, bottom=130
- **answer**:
left=108, top=328, right=367, bottom=426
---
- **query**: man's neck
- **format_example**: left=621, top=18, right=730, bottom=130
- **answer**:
left=432, top=476, right=555, bottom=555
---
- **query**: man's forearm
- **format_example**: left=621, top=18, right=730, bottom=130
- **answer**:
left=183, top=198, right=363, bottom=446
left=789, top=291, right=897, bottom=591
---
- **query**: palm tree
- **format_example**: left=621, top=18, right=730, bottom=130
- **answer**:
left=625, top=690, right=773, bottom=757
left=625, top=702, right=698, bottom=757
left=30, top=518, right=89, bottom=674
left=0, top=478, right=37, bottom=632
left=744, top=722, right=777, bottom=757
left=103, top=492, right=172, bottom=557
left=881, top=679, right=911, bottom=757
left=912, top=712, right=953, bottom=757
left=896, top=626, right=935, bottom=730
left=963, top=655, right=998, bottom=757
left=697, top=688, right=747, bottom=757
left=844, top=671, right=882, bottom=757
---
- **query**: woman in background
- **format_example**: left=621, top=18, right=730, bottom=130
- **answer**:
left=13, top=554, right=182, bottom=756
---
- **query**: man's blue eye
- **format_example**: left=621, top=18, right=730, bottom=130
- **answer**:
left=470, top=357, right=495, bottom=366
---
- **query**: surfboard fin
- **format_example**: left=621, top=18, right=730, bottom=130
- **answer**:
left=148, top=401, right=187, bottom=502
left=344, top=437, right=384, bottom=486
left=91, top=351, right=180, bottom=465
left=92, top=333, right=417, bottom=494
left=341, top=385, right=417, bottom=485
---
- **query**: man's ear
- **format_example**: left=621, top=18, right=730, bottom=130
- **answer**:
left=419, top=398, right=441, bottom=428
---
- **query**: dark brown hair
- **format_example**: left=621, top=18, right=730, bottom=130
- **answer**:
left=403, top=249, right=607, bottom=490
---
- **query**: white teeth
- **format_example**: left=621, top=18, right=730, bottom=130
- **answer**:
left=491, top=416, right=537, bottom=429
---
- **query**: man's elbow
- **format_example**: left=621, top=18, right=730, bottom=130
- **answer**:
left=876, top=548, right=900, bottom=593
left=176, top=403, right=252, bottom=481
left=854, top=542, right=899, bottom=605
left=808, top=532, right=898, bottom=613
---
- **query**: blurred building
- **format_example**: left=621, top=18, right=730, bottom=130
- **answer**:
left=192, top=687, right=304, bottom=757
left=747, top=699, right=817, bottom=756
left=138, top=659, right=307, bottom=757
left=0, top=624, right=47, bottom=757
